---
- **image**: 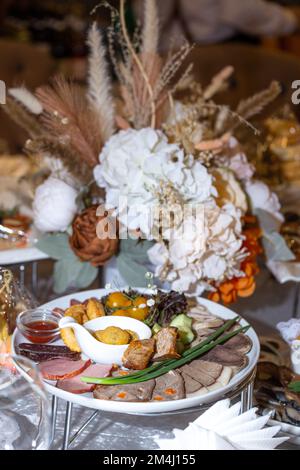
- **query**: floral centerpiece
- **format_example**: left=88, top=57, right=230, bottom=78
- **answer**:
left=3, top=0, right=294, bottom=301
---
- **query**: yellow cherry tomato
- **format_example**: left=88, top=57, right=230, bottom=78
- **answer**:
left=128, top=296, right=149, bottom=321
left=127, top=307, right=149, bottom=321
left=106, top=292, right=131, bottom=309
left=132, top=296, right=148, bottom=307
left=111, top=309, right=131, bottom=317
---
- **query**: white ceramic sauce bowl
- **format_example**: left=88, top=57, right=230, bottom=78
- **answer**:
left=59, top=315, right=152, bottom=365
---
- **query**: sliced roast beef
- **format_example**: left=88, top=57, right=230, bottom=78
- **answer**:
left=18, top=343, right=80, bottom=363
left=57, top=363, right=112, bottom=394
left=188, top=308, right=224, bottom=329
left=180, top=359, right=223, bottom=387
left=179, top=359, right=234, bottom=396
left=222, top=333, right=252, bottom=354
left=151, top=371, right=185, bottom=401
left=39, top=358, right=91, bottom=380
left=190, top=328, right=217, bottom=347
left=122, top=338, right=156, bottom=370
left=201, top=345, right=247, bottom=369
left=153, top=327, right=180, bottom=361
left=94, top=379, right=156, bottom=402
left=181, top=373, right=204, bottom=394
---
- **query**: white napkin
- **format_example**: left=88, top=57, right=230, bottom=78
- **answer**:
left=267, top=260, right=300, bottom=283
left=155, top=399, right=288, bottom=450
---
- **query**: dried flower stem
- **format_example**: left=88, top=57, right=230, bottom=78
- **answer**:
left=142, top=0, right=159, bottom=55
left=120, top=0, right=156, bottom=128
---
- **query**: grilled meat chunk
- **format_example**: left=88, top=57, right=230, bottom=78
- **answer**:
left=122, top=338, right=156, bottom=370
left=153, top=327, right=180, bottom=361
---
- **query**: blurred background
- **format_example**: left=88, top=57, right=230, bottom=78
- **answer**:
left=1, top=0, right=300, bottom=320
left=2, top=0, right=300, bottom=152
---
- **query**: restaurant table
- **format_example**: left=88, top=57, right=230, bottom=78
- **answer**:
left=48, top=391, right=298, bottom=450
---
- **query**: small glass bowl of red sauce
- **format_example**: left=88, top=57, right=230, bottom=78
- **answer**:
left=17, top=309, right=63, bottom=344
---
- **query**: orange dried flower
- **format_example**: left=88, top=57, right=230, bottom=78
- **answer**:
left=209, top=218, right=262, bottom=305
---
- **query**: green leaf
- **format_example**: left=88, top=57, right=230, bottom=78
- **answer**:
left=53, top=257, right=82, bottom=293
left=116, top=253, right=150, bottom=287
left=53, top=256, right=98, bottom=294
left=119, top=238, right=154, bottom=262
left=74, top=262, right=98, bottom=289
left=36, top=233, right=73, bottom=260
left=263, top=232, right=295, bottom=262
left=116, top=239, right=155, bottom=286
left=36, top=232, right=98, bottom=294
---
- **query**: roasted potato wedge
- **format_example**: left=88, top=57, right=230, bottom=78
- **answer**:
left=86, top=298, right=105, bottom=320
left=65, top=304, right=86, bottom=322
left=60, top=327, right=81, bottom=352
left=60, top=304, right=86, bottom=352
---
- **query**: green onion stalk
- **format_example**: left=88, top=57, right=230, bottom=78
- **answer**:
left=81, top=316, right=250, bottom=386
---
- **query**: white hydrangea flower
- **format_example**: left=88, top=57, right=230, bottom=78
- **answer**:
left=94, top=128, right=214, bottom=237
left=33, top=177, right=78, bottom=232
left=226, top=137, right=255, bottom=181
left=148, top=202, right=244, bottom=295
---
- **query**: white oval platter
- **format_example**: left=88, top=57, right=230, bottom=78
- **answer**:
left=12, top=288, right=260, bottom=415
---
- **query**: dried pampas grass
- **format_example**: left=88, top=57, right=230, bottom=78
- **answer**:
left=87, top=22, right=115, bottom=141
left=36, top=76, right=102, bottom=169
left=2, top=95, right=43, bottom=138
left=25, top=136, right=92, bottom=184
left=236, top=81, right=282, bottom=120
left=203, top=66, right=234, bottom=100
left=9, top=87, right=43, bottom=115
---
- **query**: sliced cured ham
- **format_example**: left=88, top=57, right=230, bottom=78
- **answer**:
left=57, top=363, right=113, bottom=394
left=39, top=358, right=91, bottom=380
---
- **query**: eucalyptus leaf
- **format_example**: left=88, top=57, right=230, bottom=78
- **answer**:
left=36, top=233, right=72, bottom=260
left=53, top=256, right=98, bottom=294
left=74, top=262, right=98, bottom=289
left=263, top=232, right=296, bottom=262
left=119, top=238, right=154, bottom=262
left=53, top=257, right=82, bottom=294
left=116, top=253, right=150, bottom=287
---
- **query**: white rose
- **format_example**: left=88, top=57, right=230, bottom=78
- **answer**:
left=33, top=177, right=78, bottom=232
left=245, top=179, right=284, bottom=222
